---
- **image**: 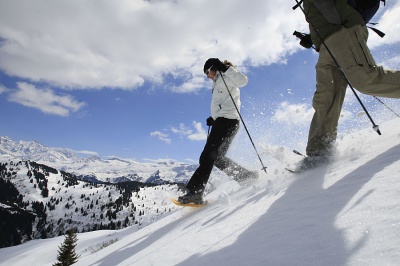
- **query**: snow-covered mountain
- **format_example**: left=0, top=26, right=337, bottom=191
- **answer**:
left=1, top=118, right=399, bottom=265
left=0, top=159, right=183, bottom=248
left=0, top=136, right=196, bottom=184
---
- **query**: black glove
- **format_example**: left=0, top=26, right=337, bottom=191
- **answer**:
left=300, top=34, right=313, bottom=49
left=209, top=58, right=229, bottom=73
left=206, top=116, right=214, bottom=126
left=293, top=31, right=313, bottom=49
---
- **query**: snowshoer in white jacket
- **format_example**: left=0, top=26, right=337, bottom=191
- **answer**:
left=210, top=60, right=247, bottom=121
left=178, top=58, right=258, bottom=205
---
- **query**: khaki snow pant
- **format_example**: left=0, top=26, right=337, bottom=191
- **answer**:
left=306, top=25, right=400, bottom=156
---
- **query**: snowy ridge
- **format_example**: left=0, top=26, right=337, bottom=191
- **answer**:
left=0, top=136, right=195, bottom=184
left=1, top=118, right=399, bottom=265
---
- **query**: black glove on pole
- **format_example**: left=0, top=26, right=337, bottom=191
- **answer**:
left=206, top=116, right=214, bottom=137
left=293, top=31, right=314, bottom=49
left=206, top=116, right=214, bottom=126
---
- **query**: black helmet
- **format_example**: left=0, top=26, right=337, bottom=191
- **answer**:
left=203, top=58, right=217, bottom=74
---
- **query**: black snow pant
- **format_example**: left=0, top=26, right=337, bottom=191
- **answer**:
left=185, top=117, right=252, bottom=194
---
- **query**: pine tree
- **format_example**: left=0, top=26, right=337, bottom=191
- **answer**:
left=53, top=228, right=80, bottom=266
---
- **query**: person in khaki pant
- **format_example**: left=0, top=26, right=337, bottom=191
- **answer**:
left=299, top=0, right=400, bottom=171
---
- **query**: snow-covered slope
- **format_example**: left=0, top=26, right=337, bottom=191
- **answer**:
left=1, top=118, right=399, bottom=266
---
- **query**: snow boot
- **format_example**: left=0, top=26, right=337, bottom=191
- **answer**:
left=233, top=170, right=259, bottom=183
left=178, top=191, right=205, bottom=205
left=296, top=154, right=330, bottom=172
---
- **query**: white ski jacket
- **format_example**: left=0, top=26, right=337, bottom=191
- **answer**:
left=211, top=66, right=248, bottom=120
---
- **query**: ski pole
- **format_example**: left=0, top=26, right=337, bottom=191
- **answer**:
left=293, top=0, right=381, bottom=135
left=373, top=96, right=400, bottom=118
left=218, top=70, right=268, bottom=174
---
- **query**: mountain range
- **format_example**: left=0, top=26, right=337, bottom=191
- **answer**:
left=0, top=136, right=196, bottom=184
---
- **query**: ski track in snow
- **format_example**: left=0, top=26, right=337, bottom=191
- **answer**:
left=1, top=118, right=400, bottom=265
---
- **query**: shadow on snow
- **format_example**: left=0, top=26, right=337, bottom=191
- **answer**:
left=177, top=144, right=400, bottom=266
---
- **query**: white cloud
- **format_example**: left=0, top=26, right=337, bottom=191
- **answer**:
left=271, top=93, right=373, bottom=130
left=272, top=101, right=314, bottom=126
left=0, top=84, right=7, bottom=94
left=150, top=131, right=171, bottom=144
left=170, top=121, right=207, bottom=141
left=0, top=0, right=307, bottom=92
left=368, top=1, right=400, bottom=48
left=171, top=123, right=192, bottom=138
left=7, top=82, right=86, bottom=116
left=187, top=121, right=207, bottom=141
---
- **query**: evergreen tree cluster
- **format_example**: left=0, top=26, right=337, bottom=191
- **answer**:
left=0, top=162, right=35, bottom=247
left=0, top=206, right=35, bottom=248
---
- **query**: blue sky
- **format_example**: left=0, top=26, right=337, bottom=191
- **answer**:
left=1, top=0, right=400, bottom=165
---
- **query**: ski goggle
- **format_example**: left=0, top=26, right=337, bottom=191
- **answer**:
left=204, top=65, right=213, bottom=75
